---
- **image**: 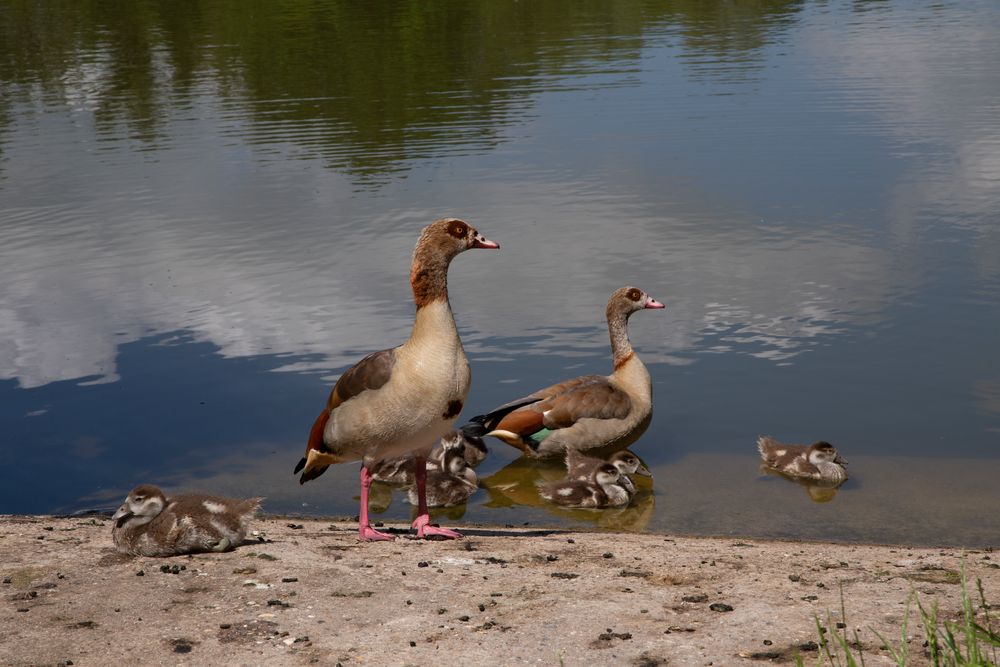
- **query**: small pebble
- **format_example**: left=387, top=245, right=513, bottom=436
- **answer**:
left=136, top=571, right=145, bottom=577
left=437, top=608, right=447, bottom=615
left=567, top=539, right=575, bottom=544
left=709, top=603, right=734, bottom=612
left=836, top=622, right=847, bottom=629
left=2, top=576, right=11, bottom=584
left=417, top=562, right=429, bottom=568
left=546, top=555, right=558, bottom=562
left=459, top=615, right=470, bottom=622
left=219, top=623, right=231, bottom=629
left=603, top=552, right=614, bottom=559
left=282, top=577, right=299, bottom=583
left=478, top=604, right=485, bottom=612
left=409, top=641, right=416, bottom=647
left=789, top=574, right=801, bottom=582
left=763, top=640, right=773, bottom=646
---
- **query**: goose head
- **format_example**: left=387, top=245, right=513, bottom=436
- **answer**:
left=112, top=484, right=167, bottom=527
left=607, top=286, right=665, bottom=321
left=415, top=218, right=499, bottom=263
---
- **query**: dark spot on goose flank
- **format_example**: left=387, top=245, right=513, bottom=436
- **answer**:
left=443, top=400, right=463, bottom=419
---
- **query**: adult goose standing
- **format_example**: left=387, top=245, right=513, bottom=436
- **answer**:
left=466, top=286, right=664, bottom=458
left=293, top=218, right=499, bottom=541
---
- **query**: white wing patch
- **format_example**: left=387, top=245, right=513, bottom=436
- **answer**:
left=774, top=449, right=786, bottom=458
left=557, top=487, right=574, bottom=497
left=203, top=500, right=227, bottom=514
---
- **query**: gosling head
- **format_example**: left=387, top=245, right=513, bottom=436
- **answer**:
left=609, top=451, right=651, bottom=477
left=807, top=442, right=847, bottom=466
left=440, top=429, right=489, bottom=468
left=592, top=462, right=622, bottom=487
left=112, top=484, right=168, bottom=527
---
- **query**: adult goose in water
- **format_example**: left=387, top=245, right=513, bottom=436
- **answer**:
left=466, top=286, right=664, bottom=458
left=293, top=218, right=499, bottom=541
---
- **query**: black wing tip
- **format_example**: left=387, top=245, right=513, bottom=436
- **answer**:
left=460, top=421, right=488, bottom=438
left=298, top=465, right=329, bottom=485
left=293, top=457, right=306, bottom=475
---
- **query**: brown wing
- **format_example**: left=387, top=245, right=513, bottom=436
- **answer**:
left=326, top=348, right=397, bottom=410
left=294, top=348, right=397, bottom=483
left=492, top=375, right=631, bottom=435
left=538, top=378, right=632, bottom=428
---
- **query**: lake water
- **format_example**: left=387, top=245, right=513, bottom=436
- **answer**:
left=2, top=1, right=998, bottom=547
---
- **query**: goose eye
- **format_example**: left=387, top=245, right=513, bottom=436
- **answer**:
left=627, top=289, right=641, bottom=301
left=447, top=220, right=468, bottom=238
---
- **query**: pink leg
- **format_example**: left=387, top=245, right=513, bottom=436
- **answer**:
left=358, top=466, right=394, bottom=542
left=411, top=456, right=462, bottom=539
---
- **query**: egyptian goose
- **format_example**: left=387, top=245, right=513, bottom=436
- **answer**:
left=565, top=449, right=651, bottom=495
left=404, top=431, right=480, bottom=508
left=757, top=436, right=848, bottom=485
left=111, top=484, right=262, bottom=556
left=369, top=427, right=488, bottom=486
left=293, top=218, right=499, bottom=541
left=538, top=462, right=631, bottom=508
left=467, top=286, right=664, bottom=458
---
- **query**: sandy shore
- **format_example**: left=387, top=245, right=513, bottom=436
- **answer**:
left=2, top=515, right=997, bottom=666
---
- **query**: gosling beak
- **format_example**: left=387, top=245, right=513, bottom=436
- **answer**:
left=112, top=504, right=131, bottom=521
left=834, top=454, right=848, bottom=465
left=634, top=462, right=652, bottom=476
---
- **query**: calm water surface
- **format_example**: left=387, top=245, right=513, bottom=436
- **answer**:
left=2, top=1, right=998, bottom=546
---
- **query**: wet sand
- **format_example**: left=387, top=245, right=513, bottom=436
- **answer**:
left=2, top=515, right=997, bottom=666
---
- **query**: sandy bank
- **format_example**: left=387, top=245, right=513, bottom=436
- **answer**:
left=2, top=516, right=997, bottom=666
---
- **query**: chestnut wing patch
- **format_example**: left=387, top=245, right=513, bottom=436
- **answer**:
left=327, top=348, right=397, bottom=410
left=494, top=407, right=546, bottom=437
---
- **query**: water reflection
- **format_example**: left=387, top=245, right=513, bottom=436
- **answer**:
left=481, top=457, right=655, bottom=532
left=2, top=0, right=999, bottom=546
left=758, top=466, right=845, bottom=503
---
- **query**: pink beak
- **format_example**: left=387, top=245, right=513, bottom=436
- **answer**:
left=470, top=232, right=500, bottom=250
left=645, top=297, right=665, bottom=309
